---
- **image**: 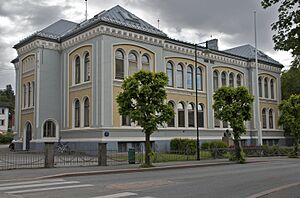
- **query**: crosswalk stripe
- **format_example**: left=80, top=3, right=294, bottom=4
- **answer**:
left=90, top=192, right=138, bottom=198
left=0, top=179, right=65, bottom=187
left=139, top=197, right=156, bottom=198
left=7, top=184, right=94, bottom=194
left=0, top=181, right=80, bottom=191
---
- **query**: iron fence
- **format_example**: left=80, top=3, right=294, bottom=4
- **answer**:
left=0, top=150, right=44, bottom=170
left=54, top=149, right=98, bottom=167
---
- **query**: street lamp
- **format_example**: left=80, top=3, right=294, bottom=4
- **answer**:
left=195, top=41, right=208, bottom=161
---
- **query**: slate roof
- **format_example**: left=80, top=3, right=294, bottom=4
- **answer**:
left=224, top=44, right=283, bottom=67
left=14, top=19, right=78, bottom=48
left=63, top=5, right=167, bottom=39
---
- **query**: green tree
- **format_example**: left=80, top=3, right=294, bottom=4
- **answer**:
left=281, top=66, right=300, bottom=100
left=279, top=94, right=300, bottom=157
left=261, top=0, right=300, bottom=56
left=0, top=85, right=15, bottom=130
left=213, top=86, right=254, bottom=163
left=117, top=70, right=174, bottom=166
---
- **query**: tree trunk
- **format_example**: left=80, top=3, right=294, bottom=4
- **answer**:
left=145, top=132, right=151, bottom=166
left=233, top=138, right=241, bottom=161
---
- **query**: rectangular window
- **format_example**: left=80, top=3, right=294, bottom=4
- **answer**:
left=118, top=142, right=127, bottom=152
left=0, top=108, right=4, bottom=114
left=0, top=120, right=4, bottom=126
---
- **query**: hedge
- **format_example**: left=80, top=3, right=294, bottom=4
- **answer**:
left=170, top=138, right=196, bottom=154
left=0, top=132, right=14, bottom=144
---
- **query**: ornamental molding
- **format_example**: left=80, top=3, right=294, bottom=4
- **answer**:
left=61, top=25, right=165, bottom=50
left=69, top=82, right=92, bottom=92
left=17, top=39, right=61, bottom=56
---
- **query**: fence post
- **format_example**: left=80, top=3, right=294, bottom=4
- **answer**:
left=44, top=142, right=55, bottom=168
left=98, top=143, right=107, bottom=166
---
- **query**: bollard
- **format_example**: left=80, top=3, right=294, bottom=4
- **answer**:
left=44, top=142, right=55, bottom=168
left=98, top=143, right=107, bottom=166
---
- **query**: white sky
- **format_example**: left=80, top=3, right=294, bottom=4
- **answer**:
left=0, top=0, right=293, bottom=90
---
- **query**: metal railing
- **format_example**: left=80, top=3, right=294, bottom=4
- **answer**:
left=54, top=149, right=98, bottom=167
left=0, top=150, right=44, bottom=170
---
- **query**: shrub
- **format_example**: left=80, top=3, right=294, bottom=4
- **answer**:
left=201, top=140, right=228, bottom=150
left=0, top=132, right=14, bottom=144
left=170, top=138, right=196, bottom=154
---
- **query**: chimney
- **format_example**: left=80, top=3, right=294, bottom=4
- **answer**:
left=206, top=39, right=218, bottom=50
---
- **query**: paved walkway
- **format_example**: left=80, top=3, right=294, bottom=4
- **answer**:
left=0, top=157, right=279, bottom=182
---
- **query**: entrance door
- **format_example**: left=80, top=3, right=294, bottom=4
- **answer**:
left=25, top=123, right=32, bottom=150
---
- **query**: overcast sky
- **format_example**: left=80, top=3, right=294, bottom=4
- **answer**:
left=0, top=0, right=293, bottom=90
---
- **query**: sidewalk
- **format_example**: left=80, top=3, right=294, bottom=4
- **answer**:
left=0, top=157, right=275, bottom=182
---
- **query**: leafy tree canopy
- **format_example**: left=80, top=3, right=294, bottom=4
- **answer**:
left=279, top=94, right=300, bottom=156
left=0, top=84, right=15, bottom=114
left=213, top=86, right=254, bottom=163
left=117, top=70, right=174, bottom=165
left=261, top=0, right=300, bottom=56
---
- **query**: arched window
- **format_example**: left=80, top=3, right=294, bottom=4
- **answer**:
left=188, top=103, right=195, bottom=127
left=237, top=74, right=242, bottom=86
left=23, top=84, right=26, bottom=108
left=258, top=77, right=262, bottom=97
left=176, top=64, right=184, bottom=88
left=84, top=52, right=90, bottom=82
left=32, top=81, right=35, bottom=106
left=27, top=82, right=31, bottom=107
left=177, top=102, right=185, bottom=127
left=142, top=54, right=150, bottom=71
left=74, top=99, right=80, bottom=128
left=197, top=67, right=203, bottom=91
left=187, top=65, right=193, bottom=89
left=84, top=98, right=90, bottom=127
left=262, top=108, right=267, bottom=129
left=75, top=56, right=81, bottom=84
left=122, top=116, right=131, bottom=126
left=198, top=104, right=204, bottom=127
left=223, top=121, right=228, bottom=128
left=214, top=112, right=220, bottom=128
left=43, top=120, right=56, bottom=137
left=270, top=79, right=275, bottom=99
left=213, top=70, right=219, bottom=91
left=264, top=78, right=269, bottom=98
left=167, top=101, right=175, bottom=127
left=229, top=73, right=234, bottom=87
left=221, top=72, right=227, bottom=86
left=115, top=50, right=124, bottom=79
left=128, top=52, right=138, bottom=76
left=269, top=109, right=274, bottom=129
left=167, top=62, right=174, bottom=87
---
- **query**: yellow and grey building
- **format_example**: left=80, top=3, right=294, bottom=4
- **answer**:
left=12, top=5, right=284, bottom=151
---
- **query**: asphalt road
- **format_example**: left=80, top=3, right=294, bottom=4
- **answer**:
left=1, top=158, right=299, bottom=198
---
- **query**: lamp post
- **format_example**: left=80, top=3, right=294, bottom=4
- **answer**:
left=195, top=44, right=200, bottom=160
left=195, top=41, right=208, bottom=161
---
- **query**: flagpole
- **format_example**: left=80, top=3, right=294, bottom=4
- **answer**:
left=254, top=11, right=262, bottom=145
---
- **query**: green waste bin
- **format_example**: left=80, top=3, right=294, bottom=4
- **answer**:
left=128, top=148, right=135, bottom=164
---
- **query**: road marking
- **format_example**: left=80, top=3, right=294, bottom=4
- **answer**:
left=90, top=192, right=138, bottom=198
left=246, top=182, right=300, bottom=198
left=0, top=179, right=65, bottom=187
left=7, top=184, right=94, bottom=194
left=139, top=197, right=156, bottom=198
left=0, top=181, right=80, bottom=191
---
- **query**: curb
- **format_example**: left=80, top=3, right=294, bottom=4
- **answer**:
left=37, top=160, right=264, bottom=179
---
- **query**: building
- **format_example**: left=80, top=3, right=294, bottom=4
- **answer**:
left=0, top=106, right=9, bottom=133
left=11, top=5, right=284, bottom=151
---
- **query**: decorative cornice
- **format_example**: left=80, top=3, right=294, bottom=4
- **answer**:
left=69, top=82, right=92, bottom=92
left=17, top=39, right=61, bottom=56
left=61, top=25, right=165, bottom=50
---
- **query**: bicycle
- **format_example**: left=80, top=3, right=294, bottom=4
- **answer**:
left=56, top=137, right=70, bottom=154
